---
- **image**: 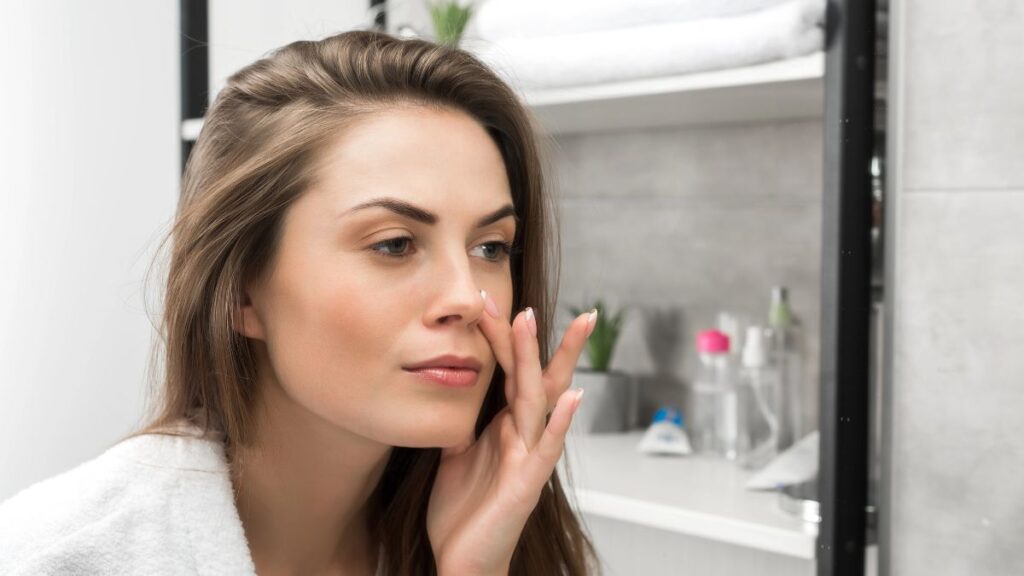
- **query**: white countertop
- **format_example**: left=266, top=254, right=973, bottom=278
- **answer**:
left=557, top=430, right=819, bottom=559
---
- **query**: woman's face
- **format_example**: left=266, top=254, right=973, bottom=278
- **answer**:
left=239, top=106, right=516, bottom=448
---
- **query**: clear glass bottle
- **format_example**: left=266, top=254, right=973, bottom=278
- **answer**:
left=736, top=325, right=779, bottom=469
left=765, top=286, right=804, bottom=453
left=691, top=330, right=737, bottom=459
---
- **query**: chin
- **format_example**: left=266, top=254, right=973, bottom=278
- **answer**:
left=385, top=409, right=480, bottom=449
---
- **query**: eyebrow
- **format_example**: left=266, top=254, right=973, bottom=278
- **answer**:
left=343, top=197, right=519, bottom=229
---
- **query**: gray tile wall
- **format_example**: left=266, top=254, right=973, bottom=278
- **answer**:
left=885, top=0, right=1024, bottom=574
left=544, top=120, right=824, bottom=432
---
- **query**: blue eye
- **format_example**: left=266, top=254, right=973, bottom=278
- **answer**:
left=369, top=236, right=519, bottom=263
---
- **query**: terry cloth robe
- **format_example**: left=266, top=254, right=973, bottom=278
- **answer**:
left=0, top=420, right=385, bottom=575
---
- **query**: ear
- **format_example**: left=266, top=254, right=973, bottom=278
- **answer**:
left=234, top=287, right=267, bottom=341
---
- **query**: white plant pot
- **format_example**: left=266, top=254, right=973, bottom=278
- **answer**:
left=569, top=369, right=634, bottom=434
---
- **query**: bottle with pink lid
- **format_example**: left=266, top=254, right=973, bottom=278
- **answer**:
left=690, top=329, right=738, bottom=459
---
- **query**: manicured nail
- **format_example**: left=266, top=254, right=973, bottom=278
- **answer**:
left=585, top=308, right=598, bottom=337
left=525, top=307, right=536, bottom=337
left=573, top=388, right=585, bottom=411
left=481, top=289, right=500, bottom=319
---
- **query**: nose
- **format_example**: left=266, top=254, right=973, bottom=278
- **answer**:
left=427, top=248, right=486, bottom=328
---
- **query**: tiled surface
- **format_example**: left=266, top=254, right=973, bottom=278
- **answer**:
left=546, top=120, right=823, bottom=430
left=890, top=191, right=1024, bottom=575
left=554, top=121, right=823, bottom=202
left=888, top=0, right=1024, bottom=572
left=902, top=0, right=1024, bottom=190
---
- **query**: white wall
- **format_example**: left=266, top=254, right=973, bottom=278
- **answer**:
left=208, top=0, right=372, bottom=105
left=0, top=1, right=385, bottom=502
left=0, top=1, right=180, bottom=501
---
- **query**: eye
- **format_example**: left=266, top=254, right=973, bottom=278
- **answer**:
left=472, top=240, right=517, bottom=263
left=369, top=236, right=414, bottom=258
left=368, top=236, right=520, bottom=263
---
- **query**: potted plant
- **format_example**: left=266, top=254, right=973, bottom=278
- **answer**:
left=567, top=299, right=633, bottom=433
left=424, top=0, right=475, bottom=47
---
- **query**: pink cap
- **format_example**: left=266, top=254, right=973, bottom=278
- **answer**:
left=697, top=330, right=730, bottom=353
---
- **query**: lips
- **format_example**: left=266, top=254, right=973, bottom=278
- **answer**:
left=403, top=367, right=479, bottom=387
left=402, top=353, right=483, bottom=387
left=402, top=354, right=483, bottom=372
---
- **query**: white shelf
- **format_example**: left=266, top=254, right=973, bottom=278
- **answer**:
left=557, top=430, right=818, bottom=559
left=520, top=52, right=825, bottom=135
left=179, top=52, right=824, bottom=141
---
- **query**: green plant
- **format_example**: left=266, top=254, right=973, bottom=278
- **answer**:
left=568, top=299, right=626, bottom=372
left=425, top=0, right=474, bottom=47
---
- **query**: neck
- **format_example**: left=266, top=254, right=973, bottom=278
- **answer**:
left=229, top=367, right=393, bottom=575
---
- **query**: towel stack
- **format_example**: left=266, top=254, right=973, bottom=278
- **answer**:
left=461, top=0, right=826, bottom=91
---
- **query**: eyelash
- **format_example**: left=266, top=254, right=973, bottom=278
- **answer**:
left=369, top=236, right=521, bottom=263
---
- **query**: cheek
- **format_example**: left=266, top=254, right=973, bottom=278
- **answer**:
left=264, top=270, right=398, bottom=411
left=309, top=275, right=400, bottom=375
left=262, top=250, right=504, bottom=445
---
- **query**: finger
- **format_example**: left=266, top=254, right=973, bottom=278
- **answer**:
left=541, top=309, right=597, bottom=412
left=478, top=289, right=517, bottom=402
left=512, top=306, right=547, bottom=450
left=526, top=388, right=584, bottom=484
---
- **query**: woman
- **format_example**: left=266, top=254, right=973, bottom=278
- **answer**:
left=0, top=30, right=600, bottom=575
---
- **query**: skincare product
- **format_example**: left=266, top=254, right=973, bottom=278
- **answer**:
left=736, top=325, right=779, bottom=469
left=692, top=330, right=737, bottom=459
left=766, top=287, right=805, bottom=453
left=637, top=407, right=693, bottom=456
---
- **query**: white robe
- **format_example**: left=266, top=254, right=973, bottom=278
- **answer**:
left=0, top=420, right=385, bottom=575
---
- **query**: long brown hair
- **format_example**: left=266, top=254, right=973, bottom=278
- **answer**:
left=124, top=29, right=599, bottom=575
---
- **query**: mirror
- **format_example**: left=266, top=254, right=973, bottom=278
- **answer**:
left=192, top=1, right=879, bottom=575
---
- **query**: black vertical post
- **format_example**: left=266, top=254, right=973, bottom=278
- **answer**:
left=818, top=0, right=875, bottom=574
left=180, top=0, right=208, bottom=172
left=369, top=0, right=387, bottom=31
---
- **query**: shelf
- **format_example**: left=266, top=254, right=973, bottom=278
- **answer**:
left=179, top=52, right=824, bottom=141
left=520, top=52, right=825, bottom=136
left=557, top=430, right=818, bottom=559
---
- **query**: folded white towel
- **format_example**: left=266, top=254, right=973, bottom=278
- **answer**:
left=470, top=0, right=795, bottom=41
left=465, top=0, right=824, bottom=91
left=0, top=423, right=259, bottom=575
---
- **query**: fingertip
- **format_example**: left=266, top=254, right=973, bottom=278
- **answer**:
left=576, top=312, right=592, bottom=334
left=571, top=387, right=585, bottom=412
left=514, top=307, right=530, bottom=334
left=556, top=387, right=583, bottom=425
left=584, top=309, right=598, bottom=337
left=480, top=288, right=501, bottom=319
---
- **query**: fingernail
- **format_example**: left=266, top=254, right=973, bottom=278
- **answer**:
left=525, top=307, right=537, bottom=337
left=481, top=289, right=500, bottom=319
left=573, top=388, right=585, bottom=411
left=585, top=308, right=598, bottom=337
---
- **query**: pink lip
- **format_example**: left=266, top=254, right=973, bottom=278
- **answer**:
left=404, top=367, right=479, bottom=387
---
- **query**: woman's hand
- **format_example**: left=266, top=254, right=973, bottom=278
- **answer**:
left=426, top=289, right=596, bottom=576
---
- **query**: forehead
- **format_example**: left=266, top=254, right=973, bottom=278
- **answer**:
left=311, top=106, right=512, bottom=211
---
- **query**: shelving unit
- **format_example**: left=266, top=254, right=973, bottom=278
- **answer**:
left=557, top=431, right=818, bottom=560
left=180, top=52, right=825, bottom=142
left=519, top=52, right=824, bottom=135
